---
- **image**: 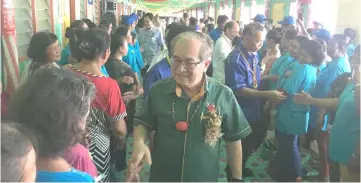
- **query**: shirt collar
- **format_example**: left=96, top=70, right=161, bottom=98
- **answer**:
left=165, top=75, right=209, bottom=101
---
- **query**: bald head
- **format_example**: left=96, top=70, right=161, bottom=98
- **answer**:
left=224, top=21, right=240, bottom=39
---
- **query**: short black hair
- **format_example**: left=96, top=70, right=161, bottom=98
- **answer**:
left=302, top=39, right=326, bottom=66
left=144, top=13, right=154, bottom=21
left=166, top=25, right=194, bottom=57
left=131, top=31, right=137, bottom=43
left=65, top=20, right=86, bottom=38
left=294, top=35, right=309, bottom=47
left=332, top=34, right=350, bottom=49
left=207, top=24, right=215, bottom=33
left=217, top=15, right=229, bottom=25
left=344, top=28, right=356, bottom=40
left=27, top=32, right=58, bottom=62
left=1, top=122, right=35, bottom=182
left=189, top=17, right=198, bottom=26
left=9, top=68, right=96, bottom=158
left=115, top=26, right=129, bottom=37
left=284, top=29, right=299, bottom=40
left=315, top=38, right=327, bottom=53
left=98, top=20, right=112, bottom=31
left=224, top=21, right=237, bottom=32
left=68, top=28, right=87, bottom=62
left=27, top=32, right=58, bottom=75
left=82, top=19, right=97, bottom=29
left=266, top=29, right=282, bottom=44
left=267, top=19, right=274, bottom=24
left=78, top=28, right=110, bottom=61
left=243, top=22, right=265, bottom=37
left=110, top=34, right=127, bottom=55
left=183, top=13, right=189, bottom=19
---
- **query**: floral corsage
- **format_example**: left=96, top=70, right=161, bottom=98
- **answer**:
left=204, top=103, right=223, bottom=148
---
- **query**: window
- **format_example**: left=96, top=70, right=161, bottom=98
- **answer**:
left=14, top=0, right=34, bottom=59
left=310, top=0, right=338, bottom=33
left=240, top=3, right=250, bottom=25
left=80, top=0, right=86, bottom=19
left=251, top=4, right=265, bottom=19
left=36, top=0, right=51, bottom=32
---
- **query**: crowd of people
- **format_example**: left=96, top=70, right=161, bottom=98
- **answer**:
left=1, top=10, right=360, bottom=183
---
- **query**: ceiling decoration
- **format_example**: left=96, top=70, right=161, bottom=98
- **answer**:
left=136, top=0, right=209, bottom=14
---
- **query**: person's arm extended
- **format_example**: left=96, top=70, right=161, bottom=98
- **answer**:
left=237, top=88, right=271, bottom=98
left=261, top=74, right=278, bottom=81
left=226, top=140, right=243, bottom=180
left=133, top=125, right=150, bottom=144
left=310, top=98, right=339, bottom=111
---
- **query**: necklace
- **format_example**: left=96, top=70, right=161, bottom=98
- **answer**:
left=172, top=97, right=204, bottom=132
left=238, top=48, right=258, bottom=88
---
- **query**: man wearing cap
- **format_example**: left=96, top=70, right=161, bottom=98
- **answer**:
left=278, top=16, right=296, bottom=33
left=139, top=13, right=165, bottom=68
left=252, top=14, right=267, bottom=24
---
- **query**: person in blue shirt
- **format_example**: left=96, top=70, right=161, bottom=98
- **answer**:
left=274, top=39, right=325, bottom=182
left=225, top=22, right=286, bottom=178
left=116, top=27, right=144, bottom=80
left=207, top=15, right=229, bottom=77
left=278, top=16, right=296, bottom=34
left=9, top=68, right=96, bottom=182
left=294, top=45, right=360, bottom=182
left=209, top=15, right=228, bottom=43
left=144, top=24, right=193, bottom=98
left=344, top=28, right=357, bottom=58
left=122, top=14, right=145, bottom=75
left=307, top=34, right=351, bottom=158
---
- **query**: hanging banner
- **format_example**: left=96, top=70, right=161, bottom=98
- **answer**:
left=1, top=0, right=16, bottom=36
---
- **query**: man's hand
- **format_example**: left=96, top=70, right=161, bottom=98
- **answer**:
left=119, top=76, right=134, bottom=85
left=123, top=91, right=137, bottom=104
left=268, top=90, right=287, bottom=103
left=294, top=91, right=314, bottom=105
left=127, top=141, right=152, bottom=179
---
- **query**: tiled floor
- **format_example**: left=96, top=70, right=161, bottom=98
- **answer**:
left=113, top=94, right=320, bottom=182
left=113, top=136, right=320, bottom=182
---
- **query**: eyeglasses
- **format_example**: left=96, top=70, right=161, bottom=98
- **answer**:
left=171, top=57, right=203, bottom=70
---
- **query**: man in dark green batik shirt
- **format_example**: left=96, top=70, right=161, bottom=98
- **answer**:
left=127, top=31, right=252, bottom=182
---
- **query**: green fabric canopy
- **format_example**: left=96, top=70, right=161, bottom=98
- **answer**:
left=136, top=0, right=206, bottom=14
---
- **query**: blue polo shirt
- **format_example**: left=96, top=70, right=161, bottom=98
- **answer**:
left=346, top=43, right=357, bottom=58
left=268, top=52, right=295, bottom=90
left=144, top=57, right=172, bottom=98
left=225, top=45, right=261, bottom=123
left=209, top=27, right=222, bottom=43
left=329, top=84, right=360, bottom=164
left=275, top=63, right=317, bottom=135
left=123, top=43, right=144, bottom=76
left=309, top=56, right=351, bottom=130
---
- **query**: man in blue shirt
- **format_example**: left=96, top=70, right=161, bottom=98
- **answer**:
left=209, top=15, right=229, bottom=43
left=143, top=25, right=194, bottom=98
left=208, top=15, right=229, bottom=77
left=225, top=22, right=286, bottom=178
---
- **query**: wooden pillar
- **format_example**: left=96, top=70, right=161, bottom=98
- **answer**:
left=31, top=0, right=37, bottom=32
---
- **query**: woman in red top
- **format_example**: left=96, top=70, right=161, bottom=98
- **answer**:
left=66, top=28, right=127, bottom=182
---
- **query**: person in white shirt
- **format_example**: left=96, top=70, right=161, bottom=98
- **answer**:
left=212, top=21, right=240, bottom=83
